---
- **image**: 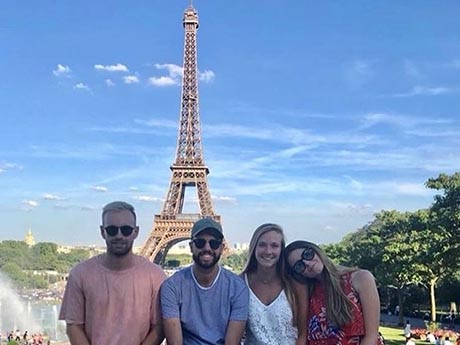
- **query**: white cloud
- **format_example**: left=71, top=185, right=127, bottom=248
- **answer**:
left=53, top=64, right=71, bottom=77
left=23, top=200, right=38, bottom=208
left=136, top=118, right=177, bottom=129
left=344, top=59, right=374, bottom=88
left=123, top=75, right=139, bottom=84
left=148, top=76, right=177, bottom=87
left=0, top=162, right=23, bottom=173
left=42, top=194, right=65, bottom=201
left=395, top=183, right=430, bottom=196
left=403, top=59, right=423, bottom=79
left=81, top=206, right=99, bottom=211
left=201, top=122, right=361, bottom=147
left=352, top=61, right=371, bottom=75
left=133, top=195, right=162, bottom=202
left=105, top=79, right=115, bottom=87
left=74, top=83, right=91, bottom=91
left=149, top=63, right=215, bottom=86
left=393, top=85, right=454, bottom=97
left=359, top=112, right=452, bottom=130
left=345, top=176, right=363, bottom=190
left=405, top=128, right=460, bottom=137
left=91, top=186, right=108, bottom=192
left=199, top=70, right=215, bottom=82
left=212, top=195, right=237, bottom=204
left=329, top=201, right=373, bottom=214
left=94, top=63, right=129, bottom=72
left=154, top=63, right=183, bottom=78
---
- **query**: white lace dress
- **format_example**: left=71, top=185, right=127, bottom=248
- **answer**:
left=244, top=274, right=298, bottom=345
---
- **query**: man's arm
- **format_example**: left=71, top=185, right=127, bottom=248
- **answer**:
left=224, top=320, right=246, bottom=345
left=160, top=277, right=183, bottom=345
left=61, top=268, right=89, bottom=345
left=163, top=318, right=183, bottom=345
left=66, top=324, right=91, bottom=345
left=143, top=270, right=167, bottom=345
left=225, top=278, right=249, bottom=345
left=140, top=324, right=164, bottom=345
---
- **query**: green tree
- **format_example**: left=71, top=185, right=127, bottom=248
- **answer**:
left=424, top=173, right=460, bottom=321
left=0, top=240, right=31, bottom=269
left=0, top=240, right=91, bottom=288
left=321, top=242, right=348, bottom=265
left=222, top=251, right=248, bottom=274
left=57, top=248, right=91, bottom=272
left=1, top=262, right=26, bottom=283
left=31, top=242, right=59, bottom=270
left=342, top=210, right=423, bottom=325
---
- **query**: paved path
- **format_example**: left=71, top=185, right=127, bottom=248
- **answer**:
left=380, top=313, right=460, bottom=332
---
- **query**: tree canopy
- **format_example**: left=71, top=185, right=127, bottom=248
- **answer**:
left=0, top=241, right=90, bottom=289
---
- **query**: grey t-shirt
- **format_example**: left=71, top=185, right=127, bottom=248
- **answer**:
left=161, top=265, right=249, bottom=345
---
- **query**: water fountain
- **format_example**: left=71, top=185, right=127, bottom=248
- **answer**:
left=0, top=272, right=40, bottom=336
left=0, top=272, right=67, bottom=342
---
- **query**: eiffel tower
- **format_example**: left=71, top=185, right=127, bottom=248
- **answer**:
left=140, top=5, right=220, bottom=264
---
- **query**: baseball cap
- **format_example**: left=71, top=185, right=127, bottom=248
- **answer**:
left=191, top=218, right=223, bottom=240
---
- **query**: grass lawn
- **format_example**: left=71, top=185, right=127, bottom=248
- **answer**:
left=379, top=326, right=414, bottom=345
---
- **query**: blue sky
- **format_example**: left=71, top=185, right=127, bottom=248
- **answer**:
left=1, top=1, right=460, bottom=247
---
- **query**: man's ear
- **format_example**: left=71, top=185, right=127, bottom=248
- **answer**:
left=133, top=226, right=139, bottom=239
left=100, top=226, right=107, bottom=240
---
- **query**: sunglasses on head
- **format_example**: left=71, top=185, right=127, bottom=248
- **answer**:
left=292, top=246, right=315, bottom=274
left=104, top=225, right=135, bottom=237
left=192, top=238, right=222, bottom=250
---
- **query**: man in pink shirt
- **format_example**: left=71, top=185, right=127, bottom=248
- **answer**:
left=59, top=201, right=166, bottom=345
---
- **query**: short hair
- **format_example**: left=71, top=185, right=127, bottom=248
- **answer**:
left=102, top=201, right=136, bottom=224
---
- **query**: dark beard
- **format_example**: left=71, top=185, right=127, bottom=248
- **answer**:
left=192, top=251, right=220, bottom=269
left=107, top=239, right=133, bottom=256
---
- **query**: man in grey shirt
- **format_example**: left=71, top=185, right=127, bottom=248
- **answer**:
left=161, top=218, right=249, bottom=345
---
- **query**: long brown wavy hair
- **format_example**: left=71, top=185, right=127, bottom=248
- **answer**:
left=242, top=223, right=298, bottom=323
left=284, top=240, right=357, bottom=327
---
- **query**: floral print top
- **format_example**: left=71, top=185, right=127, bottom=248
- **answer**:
left=307, top=272, right=383, bottom=345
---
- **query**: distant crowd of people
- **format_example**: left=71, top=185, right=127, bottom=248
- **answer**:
left=4, top=329, right=44, bottom=345
left=403, top=319, right=460, bottom=345
left=57, top=200, right=384, bottom=345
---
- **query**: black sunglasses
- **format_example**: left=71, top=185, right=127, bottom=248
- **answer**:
left=104, top=225, right=135, bottom=237
left=292, top=247, right=315, bottom=274
left=192, top=238, right=222, bottom=250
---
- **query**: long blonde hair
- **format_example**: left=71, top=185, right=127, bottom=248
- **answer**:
left=285, top=240, right=357, bottom=327
left=242, top=223, right=298, bottom=322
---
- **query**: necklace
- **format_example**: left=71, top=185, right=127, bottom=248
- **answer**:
left=259, top=275, right=277, bottom=284
left=250, top=271, right=277, bottom=285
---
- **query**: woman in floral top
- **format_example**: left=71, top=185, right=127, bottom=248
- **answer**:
left=285, top=240, right=383, bottom=345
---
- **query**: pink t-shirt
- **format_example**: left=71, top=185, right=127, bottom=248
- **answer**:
left=59, top=255, right=166, bottom=345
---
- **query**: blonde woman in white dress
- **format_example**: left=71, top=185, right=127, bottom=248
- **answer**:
left=241, top=224, right=307, bottom=345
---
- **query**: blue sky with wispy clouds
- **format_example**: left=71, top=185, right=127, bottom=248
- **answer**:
left=1, top=1, right=459, bottom=246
